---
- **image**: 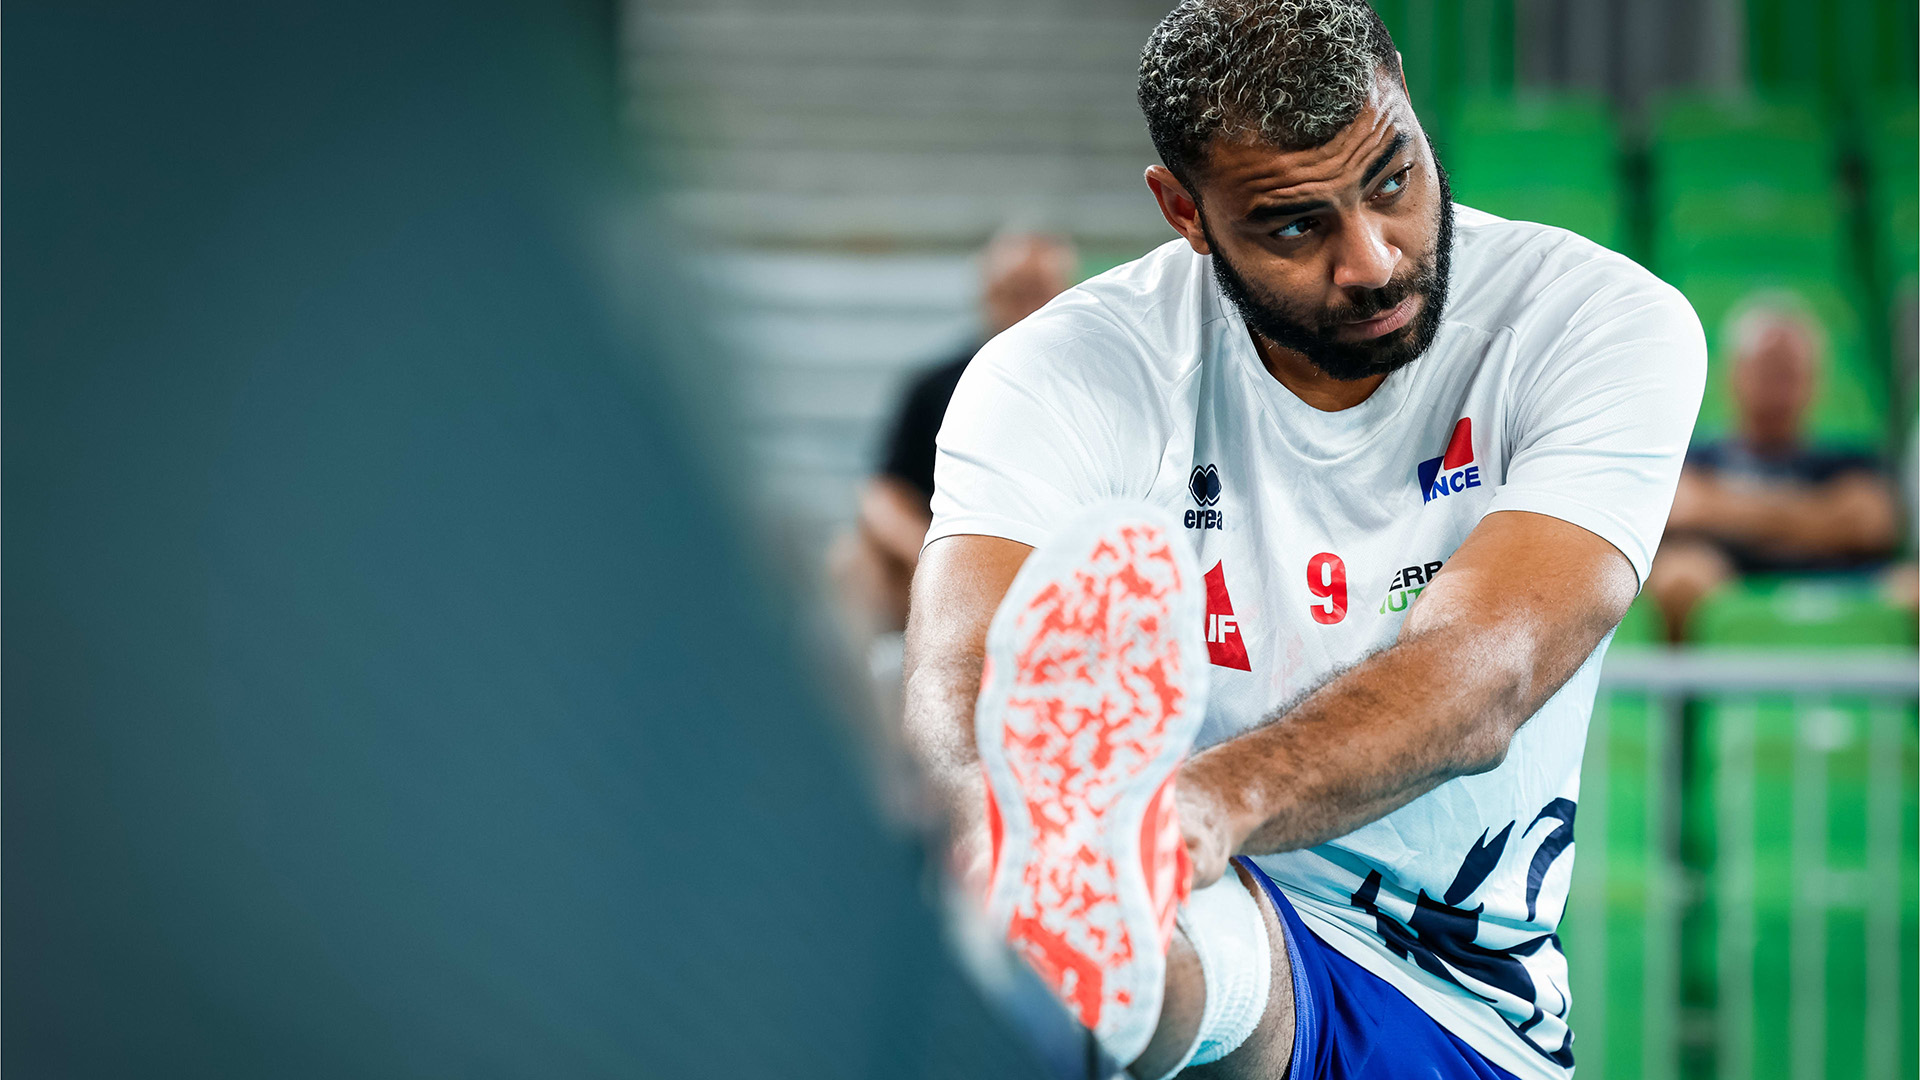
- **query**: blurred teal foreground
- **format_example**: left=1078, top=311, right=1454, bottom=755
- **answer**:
left=2, top=2, right=1054, bottom=1076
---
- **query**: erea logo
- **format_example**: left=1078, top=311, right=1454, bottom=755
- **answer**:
left=1186, top=464, right=1224, bottom=530
left=1417, top=418, right=1482, bottom=504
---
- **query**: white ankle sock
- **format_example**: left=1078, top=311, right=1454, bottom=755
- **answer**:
left=1154, top=871, right=1272, bottom=1080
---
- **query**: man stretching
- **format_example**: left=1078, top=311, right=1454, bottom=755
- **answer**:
left=902, top=2, right=1705, bottom=1077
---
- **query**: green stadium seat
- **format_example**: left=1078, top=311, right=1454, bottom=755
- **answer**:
left=1446, top=95, right=1624, bottom=250
left=1653, top=94, right=1834, bottom=196
left=1878, top=194, right=1919, bottom=283
left=1862, top=95, right=1918, bottom=190
left=1674, top=271, right=1886, bottom=446
left=1657, top=188, right=1849, bottom=278
left=1690, top=578, right=1916, bottom=648
left=1656, top=93, right=1828, bottom=144
left=1561, top=598, right=1677, bottom=1076
left=1651, top=95, right=1845, bottom=281
left=1865, top=97, right=1919, bottom=285
left=1466, top=187, right=1623, bottom=252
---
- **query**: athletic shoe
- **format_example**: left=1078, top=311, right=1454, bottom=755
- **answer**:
left=975, top=503, right=1209, bottom=1064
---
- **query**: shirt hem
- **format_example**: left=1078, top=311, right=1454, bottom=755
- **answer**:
left=923, top=513, right=1051, bottom=553
left=1484, top=489, right=1653, bottom=587
left=1280, top=894, right=1573, bottom=1080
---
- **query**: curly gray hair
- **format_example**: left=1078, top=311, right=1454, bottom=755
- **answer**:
left=1138, top=0, right=1399, bottom=186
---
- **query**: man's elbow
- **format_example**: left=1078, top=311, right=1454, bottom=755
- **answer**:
left=1416, top=657, right=1528, bottom=777
left=1821, top=481, right=1903, bottom=556
left=1453, top=715, right=1521, bottom=775
left=1448, top=650, right=1538, bottom=775
left=1857, top=499, right=1903, bottom=555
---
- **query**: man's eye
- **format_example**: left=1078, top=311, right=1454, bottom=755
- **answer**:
left=1377, top=165, right=1412, bottom=197
left=1274, top=218, right=1315, bottom=240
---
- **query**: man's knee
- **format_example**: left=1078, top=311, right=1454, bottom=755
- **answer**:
left=1186, top=864, right=1294, bottom=1079
left=1149, top=864, right=1294, bottom=1080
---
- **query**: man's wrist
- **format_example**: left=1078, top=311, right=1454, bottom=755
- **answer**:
left=1179, top=754, right=1266, bottom=856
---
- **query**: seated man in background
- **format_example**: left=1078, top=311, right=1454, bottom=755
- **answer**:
left=832, top=231, right=1077, bottom=634
left=1648, top=298, right=1902, bottom=639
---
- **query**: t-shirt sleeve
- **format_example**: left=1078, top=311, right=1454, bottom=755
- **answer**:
left=926, top=318, right=1167, bottom=551
left=1485, top=277, right=1708, bottom=586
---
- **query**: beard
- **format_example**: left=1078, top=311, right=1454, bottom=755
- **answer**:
left=1207, top=149, right=1455, bottom=383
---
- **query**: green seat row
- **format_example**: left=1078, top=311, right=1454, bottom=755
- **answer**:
left=1691, top=578, right=1919, bottom=648
left=1562, top=688, right=1662, bottom=1080
left=1689, top=691, right=1918, bottom=1080
left=1653, top=95, right=1836, bottom=199
left=1690, top=578, right=1916, bottom=1080
left=1446, top=95, right=1624, bottom=251
left=1648, top=99, right=1887, bottom=447
left=1865, top=97, right=1918, bottom=284
left=1655, top=189, right=1849, bottom=280
left=1646, top=95, right=1902, bottom=446
left=1451, top=92, right=1906, bottom=449
left=1566, top=581, right=1918, bottom=1079
left=1649, top=96, right=1850, bottom=285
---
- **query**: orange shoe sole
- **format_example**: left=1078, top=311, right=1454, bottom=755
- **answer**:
left=975, top=504, right=1208, bottom=1064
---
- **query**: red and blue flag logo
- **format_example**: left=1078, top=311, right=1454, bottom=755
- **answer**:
left=1417, top=418, right=1481, bottom=503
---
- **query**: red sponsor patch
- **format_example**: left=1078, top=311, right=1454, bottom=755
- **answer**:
left=1440, top=416, right=1474, bottom=471
left=1203, top=561, right=1251, bottom=671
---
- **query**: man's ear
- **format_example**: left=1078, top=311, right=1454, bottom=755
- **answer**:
left=1145, top=165, right=1211, bottom=255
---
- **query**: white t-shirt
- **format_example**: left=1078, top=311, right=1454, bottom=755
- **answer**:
left=930, top=206, right=1705, bottom=1080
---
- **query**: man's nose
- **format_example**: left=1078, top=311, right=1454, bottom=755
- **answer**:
left=1330, top=218, right=1400, bottom=291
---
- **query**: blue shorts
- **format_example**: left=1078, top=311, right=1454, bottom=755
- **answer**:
left=1238, top=858, right=1522, bottom=1080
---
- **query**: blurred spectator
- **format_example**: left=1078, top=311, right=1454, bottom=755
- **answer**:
left=831, top=232, right=1077, bottom=635
left=1648, top=297, right=1903, bottom=639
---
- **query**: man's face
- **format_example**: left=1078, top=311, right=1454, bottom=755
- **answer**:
left=1732, top=320, right=1819, bottom=444
left=1188, top=76, right=1452, bottom=382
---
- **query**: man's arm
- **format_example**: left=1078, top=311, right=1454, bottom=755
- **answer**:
left=858, top=475, right=936, bottom=570
left=1176, top=510, right=1638, bottom=888
left=1667, top=467, right=1900, bottom=558
left=902, top=533, right=1032, bottom=886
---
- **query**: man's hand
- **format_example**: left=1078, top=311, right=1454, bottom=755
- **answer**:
left=1174, top=775, right=1242, bottom=891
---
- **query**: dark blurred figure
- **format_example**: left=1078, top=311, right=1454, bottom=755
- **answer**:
left=833, top=232, right=1077, bottom=635
left=1648, top=299, right=1902, bottom=639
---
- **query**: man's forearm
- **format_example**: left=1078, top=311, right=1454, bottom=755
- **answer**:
left=900, top=535, right=1034, bottom=839
left=1183, top=623, right=1532, bottom=858
left=901, top=647, right=988, bottom=827
left=1703, top=479, right=1898, bottom=556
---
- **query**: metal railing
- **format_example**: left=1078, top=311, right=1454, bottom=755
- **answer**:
left=1578, top=648, right=1919, bottom=1080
